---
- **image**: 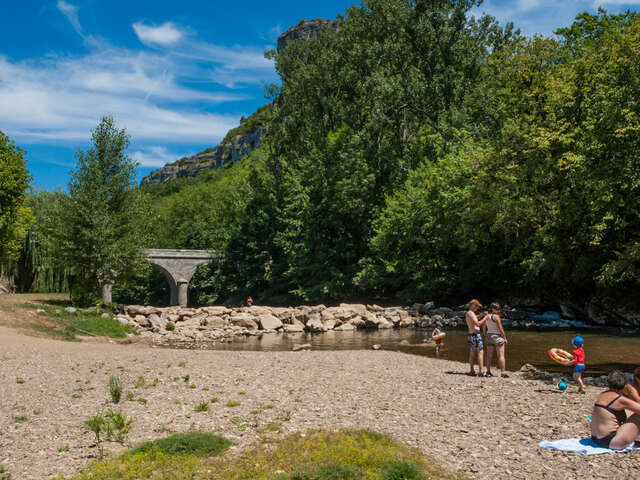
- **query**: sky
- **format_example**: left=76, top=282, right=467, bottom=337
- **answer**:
left=1, top=0, right=639, bottom=190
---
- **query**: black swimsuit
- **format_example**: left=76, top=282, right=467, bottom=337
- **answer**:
left=592, top=394, right=627, bottom=448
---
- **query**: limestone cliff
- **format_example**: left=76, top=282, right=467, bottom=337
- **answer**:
left=277, top=19, right=340, bottom=53
left=140, top=126, right=266, bottom=186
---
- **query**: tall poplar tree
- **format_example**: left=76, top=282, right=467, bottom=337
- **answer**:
left=56, top=116, right=151, bottom=305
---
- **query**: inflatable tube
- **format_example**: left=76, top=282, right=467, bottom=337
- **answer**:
left=432, top=332, right=446, bottom=341
left=548, top=348, right=573, bottom=366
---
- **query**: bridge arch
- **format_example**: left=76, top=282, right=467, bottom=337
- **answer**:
left=144, top=249, right=215, bottom=307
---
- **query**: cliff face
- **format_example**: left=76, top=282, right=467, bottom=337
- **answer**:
left=140, top=127, right=266, bottom=186
left=277, top=19, right=340, bottom=53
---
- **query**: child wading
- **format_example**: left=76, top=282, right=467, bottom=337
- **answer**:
left=569, top=336, right=586, bottom=394
left=431, top=322, right=444, bottom=357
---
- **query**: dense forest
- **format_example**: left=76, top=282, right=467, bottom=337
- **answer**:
left=3, top=1, right=640, bottom=309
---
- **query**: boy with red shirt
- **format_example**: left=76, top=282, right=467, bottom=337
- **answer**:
left=569, top=336, right=586, bottom=394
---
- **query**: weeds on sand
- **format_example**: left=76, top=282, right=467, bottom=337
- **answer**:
left=229, top=417, right=248, bottom=431
left=125, top=392, right=135, bottom=401
left=225, top=400, right=240, bottom=407
left=194, top=402, right=209, bottom=412
left=0, top=465, right=10, bottom=480
left=58, top=446, right=70, bottom=453
left=12, top=416, right=28, bottom=423
left=85, top=409, right=134, bottom=457
left=129, top=433, right=231, bottom=457
left=210, top=397, right=219, bottom=403
left=108, top=376, right=123, bottom=403
left=134, top=376, right=146, bottom=389
left=16, top=378, right=24, bottom=384
left=57, top=429, right=460, bottom=480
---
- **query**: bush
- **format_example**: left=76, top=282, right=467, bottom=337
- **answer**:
left=128, top=433, right=231, bottom=457
left=165, top=321, right=175, bottom=331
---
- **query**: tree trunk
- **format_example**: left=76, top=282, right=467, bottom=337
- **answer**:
left=101, top=283, right=112, bottom=305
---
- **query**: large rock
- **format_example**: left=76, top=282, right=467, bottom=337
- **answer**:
left=147, top=313, right=164, bottom=330
left=305, top=313, right=326, bottom=332
left=284, top=321, right=305, bottom=333
left=205, top=316, right=227, bottom=328
left=339, top=303, right=368, bottom=317
left=377, top=317, right=393, bottom=329
left=334, top=323, right=355, bottom=331
left=230, top=314, right=258, bottom=330
left=257, top=313, right=283, bottom=330
left=134, top=315, right=150, bottom=328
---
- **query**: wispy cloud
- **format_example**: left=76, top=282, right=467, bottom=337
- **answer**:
left=133, top=21, right=184, bottom=46
left=130, top=146, right=188, bottom=167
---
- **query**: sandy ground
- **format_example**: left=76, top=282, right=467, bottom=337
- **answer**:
left=1, top=323, right=640, bottom=479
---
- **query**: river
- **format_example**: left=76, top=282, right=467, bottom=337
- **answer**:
left=210, top=328, right=640, bottom=375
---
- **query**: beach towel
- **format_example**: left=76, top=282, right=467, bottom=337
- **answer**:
left=539, top=438, right=640, bottom=455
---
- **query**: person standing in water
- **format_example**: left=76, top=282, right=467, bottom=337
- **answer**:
left=483, top=302, right=508, bottom=378
left=466, top=299, right=488, bottom=377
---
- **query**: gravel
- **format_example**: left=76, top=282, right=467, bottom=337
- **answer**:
left=0, top=326, right=638, bottom=479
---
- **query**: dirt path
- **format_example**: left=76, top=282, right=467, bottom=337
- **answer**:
left=0, top=309, right=639, bottom=479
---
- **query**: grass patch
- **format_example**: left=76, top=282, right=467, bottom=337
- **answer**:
left=23, top=304, right=136, bottom=341
left=225, top=400, right=240, bottom=408
left=16, top=377, right=25, bottom=384
left=194, top=402, right=209, bottom=412
left=12, top=416, right=28, bottom=423
left=129, top=433, right=231, bottom=457
left=57, top=429, right=460, bottom=480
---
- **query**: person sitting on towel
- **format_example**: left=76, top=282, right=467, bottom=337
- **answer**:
left=591, top=370, right=640, bottom=449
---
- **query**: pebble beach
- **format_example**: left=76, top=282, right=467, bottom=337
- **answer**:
left=1, top=326, right=639, bottom=480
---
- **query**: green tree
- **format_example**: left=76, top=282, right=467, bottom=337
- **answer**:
left=55, top=116, right=151, bottom=305
left=0, top=132, right=33, bottom=267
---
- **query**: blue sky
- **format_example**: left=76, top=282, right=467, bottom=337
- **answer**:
left=1, top=0, right=639, bottom=190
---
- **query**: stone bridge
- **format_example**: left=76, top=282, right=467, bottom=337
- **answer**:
left=145, top=249, right=216, bottom=307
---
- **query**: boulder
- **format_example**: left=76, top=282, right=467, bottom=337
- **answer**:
left=377, top=317, right=393, bottom=329
left=323, top=317, right=338, bottom=330
left=284, top=321, right=305, bottom=333
left=292, top=343, right=312, bottom=351
left=200, top=306, right=231, bottom=316
left=339, top=303, right=368, bottom=317
left=349, top=316, right=365, bottom=328
left=331, top=307, right=357, bottom=321
left=148, top=314, right=164, bottom=330
left=372, top=344, right=382, bottom=350
left=518, top=363, right=552, bottom=381
left=305, top=313, right=326, bottom=332
left=362, top=312, right=380, bottom=329
left=64, top=307, right=77, bottom=314
left=205, top=315, right=227, bottom=328
left=134, top=315, right=150, bottom=328
left=100, top=312, right=110, bottom=319
left=334, top=323, right=355, bottom=331
left=367, top=304, right=383, bottom=312
left=115, top=315, right=129, bottom=326
left=257, top=313, right=283, bottom=330
left=230, top=314, right=258, bottom=330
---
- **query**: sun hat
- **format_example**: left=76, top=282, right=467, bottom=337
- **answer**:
left=469, top=299, right=483, bottom=307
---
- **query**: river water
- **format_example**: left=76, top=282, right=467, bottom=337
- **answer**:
left=210, top=329, right=640, bottom=375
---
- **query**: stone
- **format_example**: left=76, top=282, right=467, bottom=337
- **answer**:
left=367, top=304, right=383, bottom=312
left=36, top=309, right=46, bottom=314
left=284, top=321, right=305, bottom=333
left=377, top=317, right=394, bottom=329
left=334, top=323, right=355, bottom=331
left=205, top=315, right=227, bottom=328
left=292, top=343, right=312, bottom=351
left=305, top=314, right=326, bottom=332
left=230, top=313, right=258, bottom=330
left=372, top=344, right=382, bottom=350
left=115, top=315, right=129, bottom=326
left=257, top=313, right=283, bottom=330
left=64, top=307, right=77, bottom=314
left=339, top=303, right=368, bottom=317
left=0, top=285, right=8, bottom=294
left=134, top=315, right=151, bottom=328
left=349, top=316, right=365, bottom=328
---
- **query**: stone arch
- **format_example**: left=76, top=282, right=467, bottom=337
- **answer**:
left=145, top=249, right=215, bottom=307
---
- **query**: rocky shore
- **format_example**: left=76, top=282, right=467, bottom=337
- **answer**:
left=1, top=326, right=639, bottom=480
left=115, top=301, right=614, bottom=348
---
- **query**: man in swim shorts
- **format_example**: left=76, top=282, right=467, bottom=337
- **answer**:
left=466, top=299, right=488, bottom=377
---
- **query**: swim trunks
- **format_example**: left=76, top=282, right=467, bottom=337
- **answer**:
left=574, top=364, right=585, bottom=374
left=487, top=333, right=506, bottom=346
left=468, top=332, right=483, bottom=350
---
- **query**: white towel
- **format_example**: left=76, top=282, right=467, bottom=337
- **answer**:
left=539, top=438, right=640, bottom=455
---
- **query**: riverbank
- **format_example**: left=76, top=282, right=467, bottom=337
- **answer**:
left=1, top=327, right=639, bottom=479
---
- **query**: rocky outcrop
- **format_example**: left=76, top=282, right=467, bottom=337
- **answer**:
left=277, top=19, right=340, bottom=53
left=140, top=127, right=266, bottom=186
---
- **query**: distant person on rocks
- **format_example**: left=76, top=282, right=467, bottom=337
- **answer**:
left=591, top=370, right=640, bottom=449
left=466, top=299, right=488, bottom=377
left=483, top=302, right=509, bottom=378
left=10, top=284, right=17, bottom=294
left=246, top=296, right=253, bottom=307
left=624, top=368, right=640, bottom=403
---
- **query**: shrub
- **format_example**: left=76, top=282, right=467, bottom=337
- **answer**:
left=16, top=378, right=24, bottom=384
left=165, top=321, right=175, bottom=331
left=194, top=401, right=209, bottom=412
left=84, top=414, right=107, bottom=458
left=129, top=432, right=231, bottom=457
left=135, top=376, right=146, bottom=389
left=104, top=409, right=133, bottom=444
left=108, top=375, right=123, bottom=403
left=225, top=400, right=240, bottom=407
left=381, top=460, right=424, bottom=480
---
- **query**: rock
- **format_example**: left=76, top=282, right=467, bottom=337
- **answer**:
left=422, top=301, right=435, bottom=311
left=292, top=343, right=312, bottom=351
left=372, top=344, right=382, bottom=350
left=339, top=303, right=368, bottom=317
left=257, top=314, right=283, bottom=330
left=134, top=315, right=151, bottom=328
left=349, top=316, right=365, bottom=328
left=559, top=304, right=576, bottom=319
left=306, top=313, right=326, bottom=332
left=230, top=314, right=258, bottom=330
left=100, top=312, right=110, bottom=319
left=115, top=315, right=129, bottom=326
left=367, top=304, right=383, bottom=312
left=36, top=309, right=46, bottom=314
left=205, top=315, right=227, bottom=328
left=0, top=285, right=8, bottom=294
left=377, top=317, right=393, bottom=329
left=284, top=321, right=305, bottom=333
left=201, top=306, right=231, bottom=316
left=518, top=364, right=552, bottom=381
left=334, top=323, right=355, bottom=331
left=64, top=307, right=77, bottom=314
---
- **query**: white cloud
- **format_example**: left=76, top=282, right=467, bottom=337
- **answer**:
left=130, top=146, right=188, bottom=167
left=56, top=0, right=82, bottom=36
left=594, top=0, right=640, bottom=4
left=133, top=21, right=184, bottom=46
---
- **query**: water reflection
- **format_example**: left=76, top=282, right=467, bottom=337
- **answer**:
left=209, top=329, right=640, bottom=375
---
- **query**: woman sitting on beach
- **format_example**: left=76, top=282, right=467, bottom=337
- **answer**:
left=591, top=370, right=640, bottom=449
left=623, top=367, right=640, bottom=402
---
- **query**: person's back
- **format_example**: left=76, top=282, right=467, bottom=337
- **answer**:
left=486, top=313, right=500, bottom=334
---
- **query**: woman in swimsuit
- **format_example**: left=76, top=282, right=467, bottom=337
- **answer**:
left=623, top=367, right=640, bottom=403
left=591, top=370, right=640, bottom=449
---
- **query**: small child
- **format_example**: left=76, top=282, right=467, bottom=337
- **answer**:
left=431, top=322, right=444, bottom=357
left=569, top=336, right=586, bottom=394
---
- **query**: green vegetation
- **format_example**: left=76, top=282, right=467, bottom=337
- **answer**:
left=12, top=415, right=28, bottom=423
left=57, top=429, right=456, bottom=479
left=128, top=432, right=231, bottom=457
left=194, top=401, right=209, bottom=412
left=85, top=409, right=134, bottom=457
left=15, top=377, right=24, bottom=384
left=222, top=104, right=271, bottom=144
left=108, top=376, right=123, bottom=403
left=225, top=400, right=240, bottom=407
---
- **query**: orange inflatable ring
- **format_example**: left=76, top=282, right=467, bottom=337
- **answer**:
left=432, top=332, right=446, bottom=341
left=548, top=348, right=573, bottom=366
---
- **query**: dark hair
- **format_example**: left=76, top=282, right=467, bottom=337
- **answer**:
left=490, top=302, right=500, bottom=311
left=634, top=367, right=640, bottom=380
left=607, top=370, right=628, bottom=391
